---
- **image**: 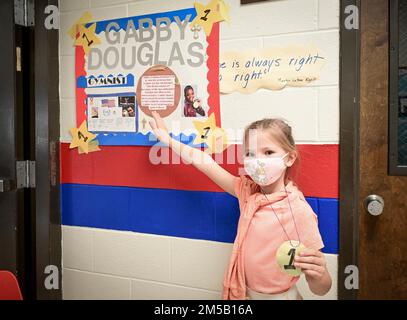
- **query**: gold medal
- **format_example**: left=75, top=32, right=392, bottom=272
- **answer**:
left=193, top=99, right=200, bottom=109
left=276, top=240, right=306, bottom=276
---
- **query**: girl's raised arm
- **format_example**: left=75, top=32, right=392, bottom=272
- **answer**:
left=149, top=111, right=236, bottom=197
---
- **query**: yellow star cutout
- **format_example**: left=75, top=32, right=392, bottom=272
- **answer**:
left=74, top=23, right=101, bottom=55
left=206, top=126, right=229, bottom=154
left=191, top=0, right=223, bottom=36
left=193, top=113, right=228, bottom=154
left=78, top=140, right=101, bottom=154
left=68, top=11, right=93, bottom=39
left=69, top=120, right=97, bottom=154
left=217, top=0, right=231, bottom=24
left=193, top=113, right=217, bottom=145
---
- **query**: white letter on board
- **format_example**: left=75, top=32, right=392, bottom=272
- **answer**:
left=156, top=17, right=172, bottom=41
left=105, top=22, right=121, bottom=44
left=138, top=18, right=154, bottom=42
left=88, top=48, right=102, bottom=70
left=174, top=15, right=191, bottom=40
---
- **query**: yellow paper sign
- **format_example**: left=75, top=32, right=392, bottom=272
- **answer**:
left=69, top=120, right=98, bottom=154
left=220, top=45, right=327, bottom=94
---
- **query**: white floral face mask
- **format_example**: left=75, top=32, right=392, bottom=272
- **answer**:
left=243, top=153, right=289, bottom=186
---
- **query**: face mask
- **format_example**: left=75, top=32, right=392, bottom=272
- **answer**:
left=244, top=153, right=289, bottom=186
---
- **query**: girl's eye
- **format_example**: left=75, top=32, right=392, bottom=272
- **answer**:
left=245, top=152, right=254, bottom=157
left=265, top=150, right=274, bottom=156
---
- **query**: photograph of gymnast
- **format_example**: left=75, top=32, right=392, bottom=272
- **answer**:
left=183, top=85, right=206, bottom=118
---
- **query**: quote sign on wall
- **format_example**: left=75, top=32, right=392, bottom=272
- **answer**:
left=74, top=7, right=222, bottom=147
left=219, top=45, right=327, bottom=94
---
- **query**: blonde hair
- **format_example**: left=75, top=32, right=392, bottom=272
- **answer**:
left=243, top=118, right=300, bottom=184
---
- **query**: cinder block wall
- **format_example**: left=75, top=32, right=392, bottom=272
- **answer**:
left=59, top=0, right=339, bottom=300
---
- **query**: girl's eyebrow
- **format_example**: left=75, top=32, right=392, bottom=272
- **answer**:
left=260, top=147, right=276, bottom=152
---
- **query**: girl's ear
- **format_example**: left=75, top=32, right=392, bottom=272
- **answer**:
left=286, top=151, right=297, bottom=167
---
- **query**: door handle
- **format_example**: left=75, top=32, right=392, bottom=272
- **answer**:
left=0, top=179, right=12, bottom=192
left=364, top=194, right=384, bottom=216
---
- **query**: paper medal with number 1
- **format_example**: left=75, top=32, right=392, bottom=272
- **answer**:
left=276, top=240, right=306, bottom=277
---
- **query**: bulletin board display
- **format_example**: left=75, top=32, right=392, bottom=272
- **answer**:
left=75, top=8, right=220, bottom=146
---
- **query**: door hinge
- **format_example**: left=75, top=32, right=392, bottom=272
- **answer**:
left=16, top=160, right=35, bottom=189
left=14, top=0, right=35, bottom=27
left=16, top=46, right=22, bottom=72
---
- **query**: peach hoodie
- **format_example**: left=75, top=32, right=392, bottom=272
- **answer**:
left=222, top=175, right=321, bottom=300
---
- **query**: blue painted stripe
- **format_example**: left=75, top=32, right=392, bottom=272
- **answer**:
left=61, top=184, right=339, bottom=254
left=89, top=8, right=197, bottom=34
left=318, top=198, right=339, bottom=254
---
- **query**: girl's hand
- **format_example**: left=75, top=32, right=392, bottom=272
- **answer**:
left=149, top=111, right=171, bottom=145
left=148, top=111, right=236, bottom=198
left=294, top=248, right=327, bottom=280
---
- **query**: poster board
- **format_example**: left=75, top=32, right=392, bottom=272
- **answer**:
left=75, top=8, right=221, bottom=146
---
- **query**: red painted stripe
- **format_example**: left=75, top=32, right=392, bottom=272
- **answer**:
left=75, top=45, right=87, bottom=127
left=207, top=22, right=221, bottom=126
left=60, top=143, right=339, bottom=198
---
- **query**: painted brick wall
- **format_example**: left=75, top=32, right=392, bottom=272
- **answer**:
left=59, top=0, right=340, bottom=300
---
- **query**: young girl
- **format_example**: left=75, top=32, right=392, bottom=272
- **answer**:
left=149, top=112, right=332, bottom=300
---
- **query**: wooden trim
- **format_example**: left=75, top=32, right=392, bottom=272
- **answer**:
left=34, top=0, right=61, bottom=299
left=338, top=0, right=361, bottom=300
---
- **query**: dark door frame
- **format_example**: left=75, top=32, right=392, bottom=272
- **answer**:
left=0, top=0, right=19, bottom=280
left=338, top=0, right=361, bottom=300
left=0, top=0, right=61, bottom=300
left=34, top=0, right=61, bottom=300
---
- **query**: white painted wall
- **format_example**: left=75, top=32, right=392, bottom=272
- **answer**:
left=59, top=0, right=340, bottom=300
left=62, top=226, right=338, bottom=299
